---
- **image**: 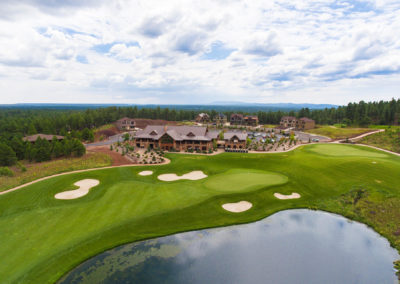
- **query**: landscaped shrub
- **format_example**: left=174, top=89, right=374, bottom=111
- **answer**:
left=0, top=166, right=14, bottom=177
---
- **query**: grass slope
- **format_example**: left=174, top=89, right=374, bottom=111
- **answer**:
left=305, top=125, right=371, bottom=139
left=0, top=153, right=112, bottom=192
left=361, top=128, right=400, bottom=154
left=0, top=144, right=400, bottom=283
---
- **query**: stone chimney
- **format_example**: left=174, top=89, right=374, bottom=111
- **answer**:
left=164, top=125, right=168, bottom=132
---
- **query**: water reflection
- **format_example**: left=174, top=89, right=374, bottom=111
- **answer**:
left=59, top=210, right=399, bottom=284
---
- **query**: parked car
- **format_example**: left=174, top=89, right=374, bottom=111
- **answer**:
left=312, top=138, right=319, bottom=142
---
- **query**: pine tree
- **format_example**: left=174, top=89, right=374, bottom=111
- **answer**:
left=0, top=142, right=17, bottom=166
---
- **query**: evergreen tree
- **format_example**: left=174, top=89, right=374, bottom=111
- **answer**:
left=0, top=142, right=17, bottom=166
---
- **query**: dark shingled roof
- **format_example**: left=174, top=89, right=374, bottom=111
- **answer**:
left=281, top=116, right=297, bottom=120
left=135, top=125, right=220, bottom=141
left=224, top=131, right=247, bottom=141
left=299, top=117, right=314, bottom=122
left=23, top=134, right=64, bottom=142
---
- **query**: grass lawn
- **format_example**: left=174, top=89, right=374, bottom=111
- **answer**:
left=0, top=153, right=112, bottom=192
left=305, top=125, right=372, bottom=139
left=361, top=129, right=400, bottom=153
left=1, top=144, right=400, bottom=283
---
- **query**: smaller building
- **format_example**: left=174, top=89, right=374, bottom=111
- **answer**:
left=230, top=113, right=244, bottom=125
left=280, top=116, right=297, bottom=128
left=297, top=117, right=315, bottom=130
left=195, top=113, right=210, bottom=123
left=224, top=131, right=248, bottom=149
left=116, top=117, right=136, bottom=131
left=244, top=115, right=259, bottom=126
left=213, top=113, right=227, bottom=126
left=23, top=134, right=64, bottom=143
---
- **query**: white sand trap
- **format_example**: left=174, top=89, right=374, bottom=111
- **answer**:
left=372, top=161, right=377, bottom=164
left=55, top=179, right=100, bottom=200
left=222, top=201, right=252, bottom=213
left=138, top=171, right=153, bottom=176
left=157, top=171, right=207, bottom=181
left=274, top=192, right=301, bottom=200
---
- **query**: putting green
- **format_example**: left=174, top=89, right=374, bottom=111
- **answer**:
left=308, top=144, right=387, bottom=158
left=204, top=169, right=288, bottom=193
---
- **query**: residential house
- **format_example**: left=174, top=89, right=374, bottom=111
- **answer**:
left=134, top=125, right=220, bottom=151
left=244, top=115, right=259, bottom=126
left=195, top=113, right=210, bottom=123
left=116, top=117, right=136, bottom=131
left=230, top=113, right=244, bottom=125
left=280, top=116, right=297, bottom=128
left=23, top=134, right=64, bottom=143
left=279, top=116, right=315, bottom=130
left=213, top=113, right=227, bottom=126
left=297, top=117, right=315, bottom=130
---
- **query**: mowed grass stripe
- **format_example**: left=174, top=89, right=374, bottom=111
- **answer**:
left=0, top=144, right=399, bottom=283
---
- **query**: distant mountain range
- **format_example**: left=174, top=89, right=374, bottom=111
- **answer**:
left=211, top=101, right=338, bottom=109
left=0, top=102, right=339, bottom=112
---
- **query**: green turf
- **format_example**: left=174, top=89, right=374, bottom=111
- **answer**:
left=0, top=144, right=400, bottom=284
left=204, top=169, right=288, bottom=193
left=307, top=144, right=388, bottom=157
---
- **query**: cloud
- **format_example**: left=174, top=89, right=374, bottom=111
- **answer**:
left=0, top=0, right=400, bottom=104
left=173, top=31, right=208, bottom=55
left=243, top=32, right=282, bottom=57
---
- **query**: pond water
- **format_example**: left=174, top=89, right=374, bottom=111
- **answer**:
left=59, top=210, right=399, bottom=284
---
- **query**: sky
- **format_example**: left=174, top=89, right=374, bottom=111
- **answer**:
left=0, top=0, right=399, bottom=105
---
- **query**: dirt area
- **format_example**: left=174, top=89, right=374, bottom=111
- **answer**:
left=94, top=125, right=119, bottom=141
left=134, top=119, right=177, bottom=129
left=87, top=146, right=133, bottom=166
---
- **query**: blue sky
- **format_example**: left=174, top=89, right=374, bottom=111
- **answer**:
left=0, top=0, right=399, bottom=105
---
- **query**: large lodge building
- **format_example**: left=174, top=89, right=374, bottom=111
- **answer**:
left=135, top=125, right=247, bottom=151
left=135, top=125, right=220, bottom=151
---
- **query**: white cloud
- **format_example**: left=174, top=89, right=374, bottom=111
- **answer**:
left=0, top=0, right=399, bottom=104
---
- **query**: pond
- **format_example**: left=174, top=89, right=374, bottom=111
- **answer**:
left=59, top=210, right=399, bottom=284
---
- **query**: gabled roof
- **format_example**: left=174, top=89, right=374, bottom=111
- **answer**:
left=224, top=131, right=247, bottom=141
left=299, top=117, right=314, bottom=122
left=135, top=125, right=221, bottom=141
left=116, top=117, right=135, bottom=122
left=281, top=116, right=297, bottom=120
left=230, top=113, right=244, bottom=119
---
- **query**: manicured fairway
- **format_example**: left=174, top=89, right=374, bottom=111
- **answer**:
left=307, top=144, right=388, bottom=157
left=0, top=144, right=400, bottom=284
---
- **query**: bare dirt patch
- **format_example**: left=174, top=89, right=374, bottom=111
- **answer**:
left=87, top=146, right=133, bottom=166
left=222, top=201, right=252, bottom=212
left=55, top=179, right=99, bottom=200
left=157, top=171, right=207, bottom=181
left=274, top=192, right=301, bottom=200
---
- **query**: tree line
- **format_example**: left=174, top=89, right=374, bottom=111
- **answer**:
left=0, top=99, right=398, bottom=166
left=0, top=136, right=86, bottom=167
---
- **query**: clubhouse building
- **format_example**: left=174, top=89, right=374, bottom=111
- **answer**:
left=135, top=125, right=248, bottom=151
left=134, top=125, right=220, bottom=151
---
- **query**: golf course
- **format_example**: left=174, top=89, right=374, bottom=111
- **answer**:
left=1, top=143, right=400, bottom=283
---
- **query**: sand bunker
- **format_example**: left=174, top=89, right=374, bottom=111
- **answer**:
left=157, top=171, right=207, bottom=181
left=274, top=192, right=301, bottom=200
left=372, top=161, right=377, bottom=164
left=138, top=171, right=153, bottom=176
left=55, top=179, right=100, bottom=200
left=222, top=201, right=253, bottom=213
